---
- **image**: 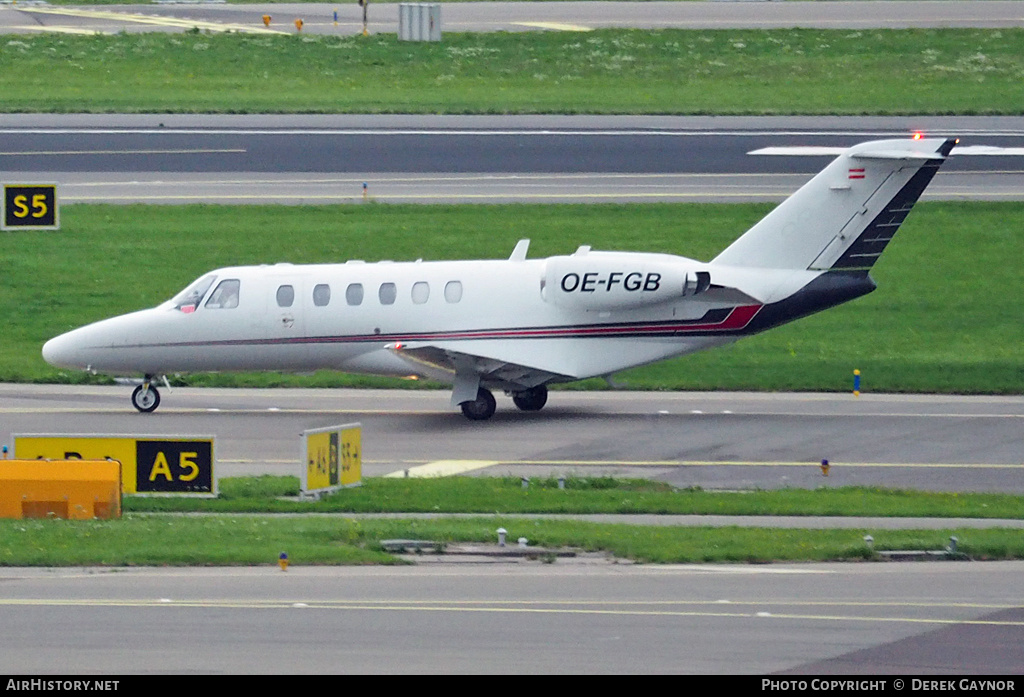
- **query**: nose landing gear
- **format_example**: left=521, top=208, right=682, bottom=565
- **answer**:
left=131, top=377, right=161, bottom=413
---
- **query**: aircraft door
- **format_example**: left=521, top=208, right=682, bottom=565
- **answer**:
left=266, top=278, right=309, bottom=369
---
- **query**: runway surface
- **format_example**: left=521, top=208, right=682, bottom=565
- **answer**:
left=3, top=114, right=1024, bottom=203
left=3, top=384, right=1023, bottom=493
left=1, top=563, right=1022, bottom=674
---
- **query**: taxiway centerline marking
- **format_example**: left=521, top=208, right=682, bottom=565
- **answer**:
left=0, top=149, right=246, bottom=157
left=2, top=407, right=1022, bottom=420
left=58, top=192, right=1024, bottom=203
left=56, top=173, right=816, bottom=186
left=5, top=128, right=1024, bottom=137
left=57, top=192, right=815, bottom=203
left=413, top=459, right=1024, bottom=470
left=1, top=598, right=1020, bottom=626
left=0, top=598, right=1014, bottom=610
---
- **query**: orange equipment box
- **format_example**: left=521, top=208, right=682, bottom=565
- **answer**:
left=0, top=459, right=122, bottom=520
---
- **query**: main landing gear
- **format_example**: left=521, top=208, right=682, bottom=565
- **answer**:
left=512, top=385, right=548, bottom=412
left=131, top=377, right=161, bottom=413
left=460, top=388, right=496, bottom=421
left=459, top=385, right=549, bottom=421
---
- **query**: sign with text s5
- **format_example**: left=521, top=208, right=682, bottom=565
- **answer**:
left=13, top=434, right=215, bottom=496
left=3, top=184, right=58, bottom=230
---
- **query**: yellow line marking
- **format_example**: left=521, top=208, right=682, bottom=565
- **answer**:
left=1, top=404, right=1021, bottom=422
left=13, top=25, right=107, bottom=35
left=384, top=460, right=499, bottom=478
left=63, top=173, right=808, bottom=187
left=0, top=598, right=1020, bottom=626
left=375, top=458, right=1024, bottom=471
left=168, top=457, right=1024, bottom=472
left=494, top=460, right=1024, bottom=469
left=19, top=7, right=288, bottom=35
left=0, top=149, right=246, bottom=157
left=62, top=192, right=804, bottom=202
left=59, top=191, right=1024, bottom=203
left=513, top=22, right=593, bottom=32
left=0, top=598, right=1014, bottom=610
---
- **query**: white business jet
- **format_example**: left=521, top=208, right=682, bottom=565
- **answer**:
left=42, top=136, right=970, bottom=419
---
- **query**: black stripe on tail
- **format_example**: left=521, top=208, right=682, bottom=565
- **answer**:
left=831, top=138, right=956, bottom=271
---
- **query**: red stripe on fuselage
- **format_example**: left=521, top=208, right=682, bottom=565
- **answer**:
left=304, top=304, right=764, bottom=343
left=126, top=305, right=765, bottom=350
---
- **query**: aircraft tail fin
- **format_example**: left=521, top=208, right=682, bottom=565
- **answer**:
left=712, top=137, right=957, bottom=272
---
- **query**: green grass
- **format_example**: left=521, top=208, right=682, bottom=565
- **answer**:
left=1, top=29, right=1023, bottom=114
left=1, top=514, right=1019, bottom=566
left=8, top=479, right=1023, bottom=566
left=131, top=476, right=1024, bottom=520
left=5, top=201, right=1024, bottom=393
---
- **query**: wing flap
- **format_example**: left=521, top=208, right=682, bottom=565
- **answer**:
left=387, top=341, right=570, bottom=392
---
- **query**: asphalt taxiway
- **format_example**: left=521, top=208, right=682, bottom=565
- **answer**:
left=1, top=563, right=1022, bottom=674
left=2, top=384, right=1022, bottom=493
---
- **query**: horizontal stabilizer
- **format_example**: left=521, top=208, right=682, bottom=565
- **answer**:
left=750, top=143, right=1024, bottom=157
left=948, top=145, right=1024, bottom=156
left=745, top=146, right=947, bottom=159
left=747, top=146, right=847, bottom=156
left=851, top=149, right=944, bottom=161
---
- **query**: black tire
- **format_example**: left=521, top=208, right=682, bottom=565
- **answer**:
left=460, top=388, right=496, bottom=421
left=512, top=385, right=548, bottom=412
left=131, top=384, right=161, bottom=413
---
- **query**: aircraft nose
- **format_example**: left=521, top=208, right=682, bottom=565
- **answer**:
left=42, top=330, right=86, bottom=369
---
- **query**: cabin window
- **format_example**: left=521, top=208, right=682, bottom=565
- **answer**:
left=205, top=279, right=240, bottom=309
left=444, top=280, right=463, bottom=304
left=379, top=282, right=397, bottom=305
left=313, top=284, right=331, bottom=307
left=172, top=274, right=216, bottom=312
left=276, top=285, right=295, bottom=308
left=346, top=283, right=364, bottom=306
left=411, top=281, right=429, bottom=304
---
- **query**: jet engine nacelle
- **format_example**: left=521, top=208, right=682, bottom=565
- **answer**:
left=542, top=255, right=710, bottom=311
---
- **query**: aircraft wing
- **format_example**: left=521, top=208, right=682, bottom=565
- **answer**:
left=387, top=340, right=573, bottom=404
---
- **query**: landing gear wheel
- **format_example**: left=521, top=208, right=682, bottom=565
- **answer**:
left=131, top=384, right=161, bottom=413
left=512, top=385, right=548, bottom=412
left=460, top=388, right=496, bottom=421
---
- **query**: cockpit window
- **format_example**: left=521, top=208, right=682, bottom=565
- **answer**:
left=172, top=274, right=216, bottom=313
left=205, top=279, right=240, bottom=309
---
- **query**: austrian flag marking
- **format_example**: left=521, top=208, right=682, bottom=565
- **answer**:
left=848, top=168, right=866, bottom=179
